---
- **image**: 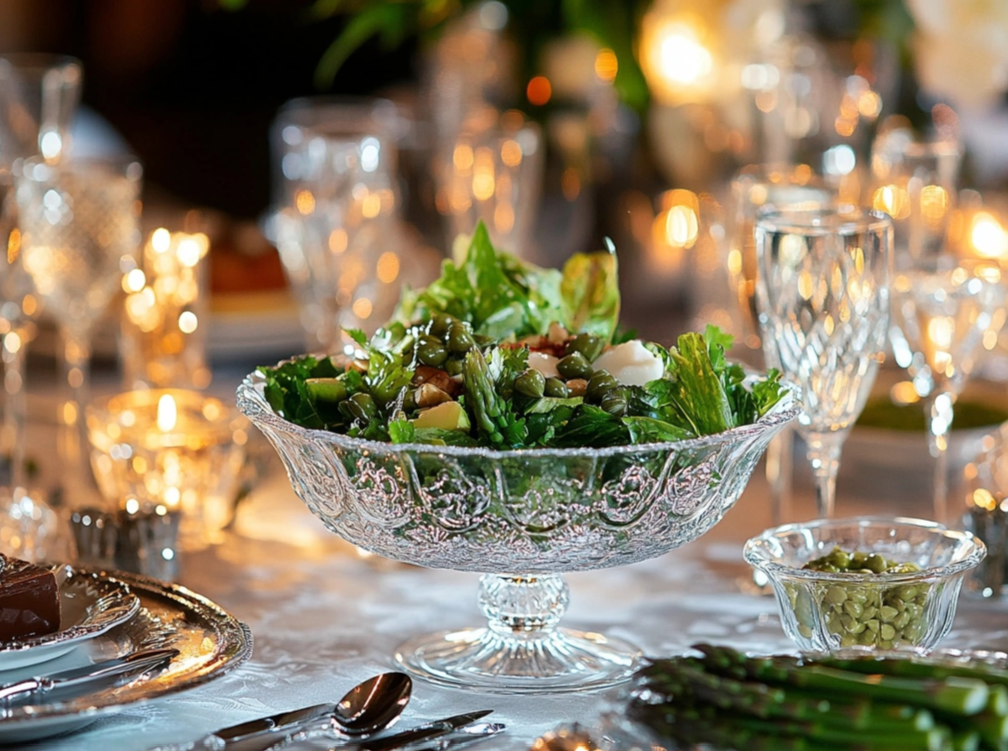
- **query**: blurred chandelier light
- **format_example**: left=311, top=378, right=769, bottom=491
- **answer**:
left=640, top=9, right=717, bottom=104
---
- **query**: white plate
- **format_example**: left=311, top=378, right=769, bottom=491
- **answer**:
left=0, top=567, right=140, bottom=672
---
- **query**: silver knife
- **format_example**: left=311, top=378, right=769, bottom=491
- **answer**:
left=0, top=647, right=178, bottom=703
left=333, top=711, right=495, bottom=751
left=217, top=703, right=338, bottom=742
left=220, top=708, right=493, bottom=750
left=408, top=722, right=506, bottom=751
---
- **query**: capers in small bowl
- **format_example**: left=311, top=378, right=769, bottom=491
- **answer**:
left=743, top=517, right=986, bottom=654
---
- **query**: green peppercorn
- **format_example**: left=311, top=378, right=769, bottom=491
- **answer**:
left=556, top=352, right=593, bottom=380
left=344, top=392, right=377, bottom=423
left=417, top=335, right=448, bottom=367
left=567, top=333, right=605, bottom=362
left=601, top=392, right=628, bottom=417
left=448, top=326, right=476, bottom=353
left=514, top=369, right=546, bottom=398
left=789, top=546, right=929, bottom=650
left=544, top=377, right=569, bottom=398
left=586, top=370, right=618, bottom=402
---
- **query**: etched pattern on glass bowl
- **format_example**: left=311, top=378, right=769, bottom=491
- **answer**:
left=237, top=366, right=800, bottom=693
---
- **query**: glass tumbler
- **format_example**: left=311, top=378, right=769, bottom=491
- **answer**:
left=271, top=97, right=410, bottom=353
left=434, top=108, right=542, bottom=259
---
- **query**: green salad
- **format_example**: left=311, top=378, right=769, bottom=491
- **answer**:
left=259, top=222, right=786, bottom=449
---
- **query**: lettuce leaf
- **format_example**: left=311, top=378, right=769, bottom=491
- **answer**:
left=559, top=240, right=620, bottom=340
left=392, top=221, right=620, bottom=340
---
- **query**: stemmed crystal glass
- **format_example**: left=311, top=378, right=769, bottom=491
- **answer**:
left=755, top=207, right=892, bottom=519
left=871, top=132, right=1006, bottom=521
left=889, top=265, right=1006, bottom=522
left=0, top=54, right=81, bottom=558
left=727, top=165, right=838, bottom=526
left=14, top=156, right=142, bottom=509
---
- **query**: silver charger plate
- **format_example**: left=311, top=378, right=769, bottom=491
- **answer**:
left=0, top=566, right=141, bottom=672
left=0, top=568, right=253, bottom=743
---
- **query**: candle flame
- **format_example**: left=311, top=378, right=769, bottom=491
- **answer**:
left=157, top=394, right=178, bottom=432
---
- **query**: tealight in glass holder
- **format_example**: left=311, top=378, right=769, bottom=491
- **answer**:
left=85, top=389, right=248, bottom=559
left=120, top=225, right=211, bottom=390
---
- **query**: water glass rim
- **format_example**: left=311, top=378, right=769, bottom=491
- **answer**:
left=274, top=95, right=407, bottom=141
left=755, top=207, right=892, bottom=236
left=0, top=53, right=82, bottom=80
left=16, top=154, right=143, bottom=181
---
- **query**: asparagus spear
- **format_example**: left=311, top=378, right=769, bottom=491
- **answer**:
left=691, top=643, right=990, bottom=716
left=629, top=645, right=1008, bottom=751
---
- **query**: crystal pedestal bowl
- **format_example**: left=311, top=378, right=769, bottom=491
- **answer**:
left=238, top=368, right=799, bottom=693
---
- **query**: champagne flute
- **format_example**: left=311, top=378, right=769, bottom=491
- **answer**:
left=755, top=208, right=892, bottom=519
left=14, top=156, right=142, bottom=509
left=0, top=54, right=81, bottom=558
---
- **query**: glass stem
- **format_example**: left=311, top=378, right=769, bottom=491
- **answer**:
left=927, top=392, right=954, bottom=524
left=58, top=327, right=93, bottom=506
left=1, top=328, right=28, bottom=491
left=765, top=426, right=794, bottom=526
left=479, top=574, right=568, bottom=640
left=806, top=432, right=844, bottom=519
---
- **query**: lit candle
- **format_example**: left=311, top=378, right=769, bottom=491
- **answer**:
left=121, top=226, right=211, bottom=390
left=86, top=389, right=247, bottom=549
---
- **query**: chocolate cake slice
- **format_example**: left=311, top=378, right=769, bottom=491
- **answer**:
left=0, top=555, right=61, bottom=642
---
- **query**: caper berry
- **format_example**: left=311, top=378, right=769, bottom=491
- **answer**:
left=417, top=335, right=448, bottom=367
left=556, top=352, right=592, bottom=380
left=600, top=393, right=628, bottom=417
left=586, top=370, right=618, bottom=402
left=444, top=358, right=463, bottom=377
left=429, top=314, right=456, bottom=339
left=544, top=377, right=569, bottom=398
left=344, top=392, right=377, bottom=423
left=514, top=369, right=546, bottom=398
left=567, top=333, right=605, bottom=362
left=448, top=326, right=476, bottom=353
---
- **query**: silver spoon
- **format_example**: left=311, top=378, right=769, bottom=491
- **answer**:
left=211, top=672, right=413, bottom=747
left=334, top=671, right=413, bottom=734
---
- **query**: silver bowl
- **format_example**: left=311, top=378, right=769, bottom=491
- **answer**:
left=238, top=365, right=799, bottom=693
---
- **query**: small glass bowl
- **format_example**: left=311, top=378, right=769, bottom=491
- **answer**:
left=744, top=516, right=986, bottom=653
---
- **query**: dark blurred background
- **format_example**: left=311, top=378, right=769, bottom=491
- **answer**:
left=0, top=0, right=416, bottom=219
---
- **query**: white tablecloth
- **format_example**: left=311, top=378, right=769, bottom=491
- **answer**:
left=15, top=368, right=1008, bottom=751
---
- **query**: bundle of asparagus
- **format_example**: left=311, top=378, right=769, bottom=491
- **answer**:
left=628, top=644, right=1008, bottom=751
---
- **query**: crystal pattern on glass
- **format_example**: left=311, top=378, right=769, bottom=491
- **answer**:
left=756, top=209, right=891, bottom=519
left=238, top=366, right=799, bottom=692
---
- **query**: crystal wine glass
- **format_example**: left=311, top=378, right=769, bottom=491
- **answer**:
left=0, top=54, right=81, bottom=558
left=889, top=265, right=1006, bottom=522
left=726, top=164, right=838, bottom=528
left=14, top=156, right=142, bottom=509
left=870, top=131, right=1005, bottom=521
left=755, top=207, right=892, bottom=519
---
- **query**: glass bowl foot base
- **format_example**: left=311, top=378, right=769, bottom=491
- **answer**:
left=394, top=626, right=642, bottom=694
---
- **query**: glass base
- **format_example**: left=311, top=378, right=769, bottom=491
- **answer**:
left=394, top=626, right=642, bottom=694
